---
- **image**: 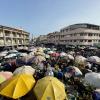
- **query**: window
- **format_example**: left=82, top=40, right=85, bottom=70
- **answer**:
left=80, top=40, right=83, bottom=42
left=80, top=33, right=83, bottom=36
left=88, top=33, right=93, bottom=36
left=88, top=40, right=92, bottom=42
left=74, top=34, right=77, bottom=36
left=70, top=40, right=72, bottom=42
left=70, top=34, right=72, bottom=36
left=96, top=34, right=98, bottom=36
left=80, top=33, right=87, bottom=36
left=66, top=29, right=68, bottom=32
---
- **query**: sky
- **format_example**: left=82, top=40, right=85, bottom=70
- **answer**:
left=0, top=0, right=100, bottom=37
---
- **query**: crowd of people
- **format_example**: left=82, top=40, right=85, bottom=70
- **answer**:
left=0, top=46, right=100, bottom=100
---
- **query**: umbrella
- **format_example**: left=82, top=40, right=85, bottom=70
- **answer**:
left=89, top=47, right=97, bottom=50
left=34, top=76, right=67, bottom=100
left=37, top=47, right=43, bottom=52
left=0, top=53, right=7, bottom=57
left=87, top=56, right=100, bottom=64
left=29, top=52, right=34, bottom=56
left=68, top=51, right=75, bottom=55
left=1, top=51, right=8, bottom=54
left=22, top=55, right=33, bottom=62
left=50, top=52, right=59, bottom=57
left=0, top=51, right=8, bottom=57
left=60, top=52, right=67, bottom=57
left=0, top=74, right=35, bottom=99
left=34, top=55, right=46, bottom=64
left=4, top=53, right=17, bottom=58
left=64, top=66, right=82, bottom=77
left=0, top=71, right=13, bottom=80
left=45, top=54, right=50, bottom=59
left=73, top=67, right=82, bottom=76
left=0, top=75, right=6, bottom=84
left=34, top=51, right=45, bottom=56
left=45, top=48, right=51, bottom=51
left=67, top=54, right=74, bottom=60
left=16, top=55, right=33, bottom=66
left=8, top=50, right=18, bottom=53
left=95, top=89, right=100, bottom=93
left=19, top=53, right=28, bottom=57
left=75, top=56, right=86, bottom=65
left=13, top=65, right=35, bottom=75
left=47, top=51, right=54, bottom=54
left=85, top=72, right=100, bottom=88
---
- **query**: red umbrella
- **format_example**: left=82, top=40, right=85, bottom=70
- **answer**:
left=50, top=53, right=60, bottom=57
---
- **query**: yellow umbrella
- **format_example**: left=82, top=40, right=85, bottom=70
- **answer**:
left=0, top=74, right=35, bottom=99
left=34, top=76, right=67, bottom=100
left=37, top=47, right=43, bottom=52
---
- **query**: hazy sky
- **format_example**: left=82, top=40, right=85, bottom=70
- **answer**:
left=0, top=0, right=100, bottom=36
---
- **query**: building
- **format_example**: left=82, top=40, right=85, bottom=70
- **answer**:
left=47, top=31, right=60, bottom=45
left=36, top=35, right=47, bottom=46
left=47, top=23, right=100, bottom=46
left=30, top=36, right=38, bottom=46
left=0, top=25, right=30, bottom=47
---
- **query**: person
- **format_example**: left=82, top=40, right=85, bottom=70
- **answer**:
left=57, top=68, right=63, bottom=81
left=10, top=60, right=17, bottom=72
left=35, top=70, right=42, bottom=80
left=86, top=62, right=92, bottom=69
left=3, top=62, right=12, bottom=72
left=74, top=79, right=86, bottom=97
left=38, top=62, right=44, bottom=70
left=92, top=91, right=100, bottom=100
left=53, top=64, right=59, bottom=77
left=50, top=57, right=56, bottom=67
left=92, top=67, right=97, bottom=72
left=45, top=66, right=54, bottom=76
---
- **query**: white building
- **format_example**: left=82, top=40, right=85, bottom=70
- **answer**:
left=0, top=25, right=30, bottom=47
left=36, top=35, right=47, bottom=45
left=47, top=23, right=100, bottom=46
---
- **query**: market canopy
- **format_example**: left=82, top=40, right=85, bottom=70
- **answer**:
left=13, top=65, right=35, bottom=75
left=8, top=50, right=18, bottom=54
left=34, top=55, right=46, bottom=64
left=4, top=53, right=17, bottom=58
left=67, top=54, right=74, bottom=60
left=87, top=56, right=100, bottom=64
left=85, top=72, right=100, bottom=88
left=75, top=56, right=86, bottom=65
left=34, top=76, right=67, bottom=100
left=0, top=74, right=35, bottom=99
left=60, top=52, right=67, bottom=57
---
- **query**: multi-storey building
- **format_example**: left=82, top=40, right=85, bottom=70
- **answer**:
left=0, top=25, right=30, bottom=47
left=36, top=35, right=47, bottom=46
left=47, top=31, right=60, bottom=45
left=30, top=36, right=38, bottom=46
left=47, top=23, right=100, bottom=46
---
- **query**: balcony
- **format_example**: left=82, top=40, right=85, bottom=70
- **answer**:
left=0, top=33, right=3, bottom=37
left=0, top=40, right=4, bottom=46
